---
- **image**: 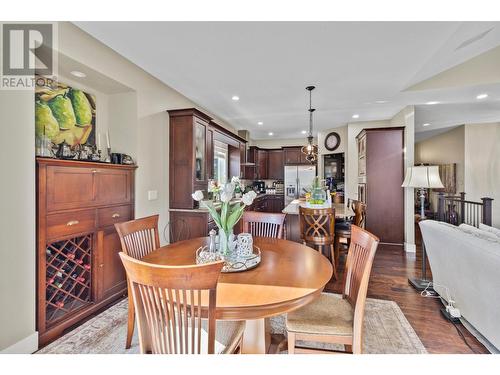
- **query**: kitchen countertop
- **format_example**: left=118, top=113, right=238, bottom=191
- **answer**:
left=282, top=199, right=354, bottom=219
left=169, top=193, right=284, bottom=213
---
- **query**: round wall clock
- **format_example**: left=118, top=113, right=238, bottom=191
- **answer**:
left=324, top=132, right=341, bottom=151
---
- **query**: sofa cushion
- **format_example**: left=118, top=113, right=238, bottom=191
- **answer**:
left=479, top=223, right=500, bottom=239
left=458, top=224, right=500, bottom=242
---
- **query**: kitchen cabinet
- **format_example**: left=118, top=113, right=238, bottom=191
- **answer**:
left=169, top=109, right=247, bottom=208
left=284, top=147, right=301, bottom=165
left=267, top=149, right=284, bottom=180
left=169, top=108, right=212, bottom=209
left=283, top=146, right=313, bottom=165
left=257, top=149, right=268, bottom=179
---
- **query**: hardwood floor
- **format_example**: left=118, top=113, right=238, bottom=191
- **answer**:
left=271, top=228, right=488, bottom=354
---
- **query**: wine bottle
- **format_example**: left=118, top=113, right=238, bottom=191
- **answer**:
left=84, top=264, right=91, bottom=271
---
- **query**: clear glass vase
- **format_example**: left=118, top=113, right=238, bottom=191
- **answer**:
left=310, top=187, right=327, bottom=204
left=218, top=227, right=235, bottom=257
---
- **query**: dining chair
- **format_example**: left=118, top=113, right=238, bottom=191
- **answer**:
left=164, top=217, right=190, bottom=243
left=298, top=206, right=337, bottom=279
left=286, top=225, right=379, bottom=354
left=242, top=211, right=286, bottom=239
left=115, top=214, right=161, bottom=349
left=119, top=253, right=245, bottom=354
left=334, top=201, right=367, bottom=267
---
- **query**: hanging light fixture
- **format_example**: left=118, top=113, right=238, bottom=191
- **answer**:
left=301, top=85, right=318, bottom=163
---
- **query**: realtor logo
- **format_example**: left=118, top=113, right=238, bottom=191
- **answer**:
left=1, top=22, right=57, bottom=89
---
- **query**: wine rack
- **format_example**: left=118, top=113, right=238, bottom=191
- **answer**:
left=45, top=234, right=93, bottom=325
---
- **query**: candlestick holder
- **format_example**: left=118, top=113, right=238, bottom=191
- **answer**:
left=104, top=147, right=111, bottom=163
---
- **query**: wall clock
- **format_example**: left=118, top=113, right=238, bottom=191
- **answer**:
left=324, top=132, right=341, bottom=151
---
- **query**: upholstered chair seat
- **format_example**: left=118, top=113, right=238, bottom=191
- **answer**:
left=287, top=293, right=353, bottom=336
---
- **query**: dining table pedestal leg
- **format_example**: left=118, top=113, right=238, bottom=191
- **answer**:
left=241, top=318, right=270, bottom=354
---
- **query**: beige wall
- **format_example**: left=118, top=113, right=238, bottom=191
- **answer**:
left=0, top=88, right=37, bottom=352
left=415, top=126, right=465, bottom=211
left=464, top=123, right=500, bottom=227
left=390, top=106, right=416, bottom=251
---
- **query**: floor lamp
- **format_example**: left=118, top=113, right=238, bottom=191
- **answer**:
left=402, top=165, right=444, bottom=291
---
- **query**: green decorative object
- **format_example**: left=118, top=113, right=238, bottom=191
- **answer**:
left=35, top=101, right=59, bottom=139
left=68, top=88, right=93, bottom=126
left=310, top=176, right=327, bottom=205
left=47, top=94, right=77, bottom=130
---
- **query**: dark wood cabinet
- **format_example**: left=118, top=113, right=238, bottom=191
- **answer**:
left=267, top=149, right=284, bottom=180
left=37, top=158, right=136, bottom=346
left=283, top=146, right=312, bottom=165
left=168, top=109, right=212, bottom=209
left=257, top=149, right=268, bottom=179
left=356, top=128, right=404, bottom=245
left=284, top=147, right=301, bottom=165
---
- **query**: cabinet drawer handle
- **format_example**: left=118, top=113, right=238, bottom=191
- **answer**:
left=99, top=263, right=104, bottom=268
left=92, top=169, right=98, bottom=173
left=112, top=213, right=121, bottom=218
left=66, top=220, right=80, bottom=226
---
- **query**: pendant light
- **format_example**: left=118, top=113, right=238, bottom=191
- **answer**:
left=301, top=85, right=318, bottom=163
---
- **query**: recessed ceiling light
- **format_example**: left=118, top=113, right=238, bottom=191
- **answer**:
left=257, top=121, right=263, bottom=126
left=375, top=100, right=388, bottom=104
left=476, top=93, right=488, bottom=100
left=268, top=132, right=274, bottom=136
left=422, top=123, right=431, bottom=127
left=352, top=114, right=360, bottom=119
left=70, top=70, right=86, bottom=78
left=425, top=101, right=440, bottom=105
left=301, top=130, right=307, bottom=134
left=231, top=95, right=240, bottom=101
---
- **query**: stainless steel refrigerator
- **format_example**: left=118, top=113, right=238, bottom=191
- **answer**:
left=284, top=165, right=317, bottom=207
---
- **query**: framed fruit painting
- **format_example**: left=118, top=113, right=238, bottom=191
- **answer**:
left=35, top=76, right=96, bottom=150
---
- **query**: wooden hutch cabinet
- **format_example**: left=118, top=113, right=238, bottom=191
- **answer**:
left=36, top=158, right=136, bottom=345
left=168, top=108, right=213, bottom=209
left=168, top=108, right=248, bottom=242
left=356, top=127, right=404, bottom=245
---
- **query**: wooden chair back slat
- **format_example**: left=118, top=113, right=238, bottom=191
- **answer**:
left=115, top=215, right=160, bottom=259
left=341, top=225, right=379, bottom=353
left=242, top=211, right=286, bottom=239
left=299, top=207, right=335, bottom=245
left=352, top=201, right=367, bottom=228
left=119, top=252, right=224, bottom=354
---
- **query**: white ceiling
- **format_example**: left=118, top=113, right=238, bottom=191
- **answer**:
left=75, top=21, right=500, bottom=140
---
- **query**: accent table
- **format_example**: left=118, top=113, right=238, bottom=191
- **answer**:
left=142, top=236, right=333, bottom=353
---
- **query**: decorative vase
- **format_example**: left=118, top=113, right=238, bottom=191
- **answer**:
left=310, top=187, right=327, bottom=205
left=218, top=227, right=235, bottom=256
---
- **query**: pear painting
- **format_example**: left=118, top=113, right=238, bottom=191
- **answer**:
left=35, top=76, right=96, bottom=148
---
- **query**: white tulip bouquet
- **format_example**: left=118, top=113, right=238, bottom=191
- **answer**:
left=192, top=179, right=257, bottom=255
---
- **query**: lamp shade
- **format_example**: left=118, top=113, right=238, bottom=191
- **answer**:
left=401, top=166, right=444, bottom=189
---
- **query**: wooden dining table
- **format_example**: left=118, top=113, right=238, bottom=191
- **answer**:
left=142, top=236, right=333, bottom=354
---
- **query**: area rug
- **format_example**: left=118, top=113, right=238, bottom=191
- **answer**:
left=37, top=295, right=427, bottom=354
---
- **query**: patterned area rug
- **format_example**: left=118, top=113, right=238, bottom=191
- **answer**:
left=37, top=295, right=426, bottom=354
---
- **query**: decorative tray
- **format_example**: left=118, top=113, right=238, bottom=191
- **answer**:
left=195, top=245, right=261, bottom=273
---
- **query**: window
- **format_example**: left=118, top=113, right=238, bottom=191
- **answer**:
left=213, top=140, right=228, bottom=185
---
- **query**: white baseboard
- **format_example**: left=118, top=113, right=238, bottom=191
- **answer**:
left=0, top=332, right=38, bottom=354
left=404, top=242, right=416, bottom=253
